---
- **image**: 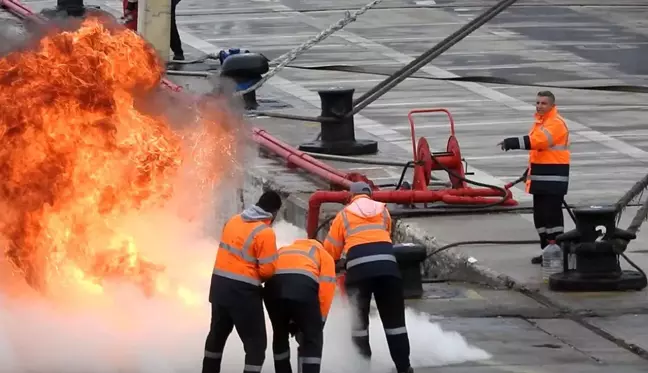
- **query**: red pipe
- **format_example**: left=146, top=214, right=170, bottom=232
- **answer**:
left=1, top=0, right=46, bottom=23
left=252, top=128, right=353, bottom=189
left=306, top=190, right=517, bottom=238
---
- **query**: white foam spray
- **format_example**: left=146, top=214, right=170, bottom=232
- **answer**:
left=0, top=212, right=490, bottom=373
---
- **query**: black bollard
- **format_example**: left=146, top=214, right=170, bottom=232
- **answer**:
left=41, top=0, right=105, bottom=19
left=298, top=88, right=378, bottom=156
left=393, top=243, right=427, bottom=299
left=57, top=0, right=85, bottom=16
left=550, top=205, right=647, bottom=292
left=220, top=53, right=269, bottom=110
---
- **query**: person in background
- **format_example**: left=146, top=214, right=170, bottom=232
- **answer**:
left=263, top=238, right=336, bottom=373
left=202, top=190, right=282, bottom=373
left=498, top=90, right=570, bottom=265
left=124, top=0, right=184, bottom=60
left=323, top=182, right=413, bottom=373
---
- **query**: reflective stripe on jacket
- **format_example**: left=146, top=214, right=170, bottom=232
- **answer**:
left=274, top=239, right=337, bottom=320
left=213, top=206, right=277, bottom=287
left=519, top=106, right=570, bottom=195
left=323, top=195, right=395, bottom=270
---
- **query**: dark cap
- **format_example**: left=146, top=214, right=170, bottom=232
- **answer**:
left=349, top=181, right=372, bottom=196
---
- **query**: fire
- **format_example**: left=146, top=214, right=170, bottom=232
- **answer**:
left=0, top=17, right=241, bottom=303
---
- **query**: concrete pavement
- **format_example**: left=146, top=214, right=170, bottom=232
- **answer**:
left=6, top=0, right=648, bottom=371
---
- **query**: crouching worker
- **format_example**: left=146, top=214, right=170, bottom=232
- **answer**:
left=264, top=238, right=337, bottom=373
left=324, top=182, right=413, bottom=373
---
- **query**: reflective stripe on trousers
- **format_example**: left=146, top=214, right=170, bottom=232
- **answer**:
left=204, top=350, right=222, bottom=359
left=352, top=329, right=369, bottom=337
left=385, top=326, right=408, bottom=335
left=298, top=357, right=322, bottom=373
left=352, top=326, right=407, bottom=337
left=244, top=364, right=263, bottom=372
left=528, top=175, right=569, bottom=182
left=536, top=226, right=564, bottom=235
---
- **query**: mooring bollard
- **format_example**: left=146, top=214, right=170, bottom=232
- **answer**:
left=220, top=53, right=269, bottom=110
left=551, top=205, right=647, bottom=292
left=298, top=88, right=378, bottom=156
left=393, top=243, right=427, bottom=299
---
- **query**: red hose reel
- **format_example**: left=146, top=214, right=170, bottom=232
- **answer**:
left=409, top=108, right=467, bottom=190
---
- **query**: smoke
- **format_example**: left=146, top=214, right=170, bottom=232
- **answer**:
left=0, top=20, right=29, bottom=56
left=0, top=217, right=490, bottom=373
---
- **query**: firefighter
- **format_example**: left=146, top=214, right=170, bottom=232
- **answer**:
left=323, top=182, right=413, bottom=373
left=263, top=238, right=336, bottom=373
left=124, top=0, right=185, bottom=60
left=498, top=90, right=570, bottom=264
left=202, top=190, right=282, bottom=373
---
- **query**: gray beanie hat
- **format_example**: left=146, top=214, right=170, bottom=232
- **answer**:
left=349, top=181, right=372, bottom=196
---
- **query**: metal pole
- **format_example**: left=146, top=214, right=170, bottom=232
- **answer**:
left=349, top=0, right=519, bottom=116
left=137, top=0, right=172, bottom=63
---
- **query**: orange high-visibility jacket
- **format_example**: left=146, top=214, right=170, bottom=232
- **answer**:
left=213, top=207, right=278, bottom=287
left=323, top=195, right=392, bottom=262
left=275, top=239, right=337, bottom=321
left=519, top=106, right=570, bottom=195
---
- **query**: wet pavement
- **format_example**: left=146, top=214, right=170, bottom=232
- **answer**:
left=4, top=0, right=648, bottom=372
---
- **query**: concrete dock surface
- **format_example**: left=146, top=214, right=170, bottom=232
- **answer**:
left=6, top=0, right=648, bottom=371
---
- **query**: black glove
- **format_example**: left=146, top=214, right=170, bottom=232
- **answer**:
left=287, top=320, right=298, bottom=337
left=499, top=137, right=521, bottom=151
left=295, top=331, right=304, bottom=346
left=334, top=259, right=346, bottom=274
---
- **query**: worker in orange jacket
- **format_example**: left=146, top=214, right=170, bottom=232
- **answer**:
left=263, top=238, right=336, bottom=373
left=498, top=90, right=570, bottom=264
left=202, top=190, right=282, bottom=373
left=323, top=182, right=413, bottom=373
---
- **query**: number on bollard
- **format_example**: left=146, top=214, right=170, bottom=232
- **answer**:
left=594, top=225, right=607, bottom=242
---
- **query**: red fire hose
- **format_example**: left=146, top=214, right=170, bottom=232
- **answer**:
left=252, top=129, right=354, bottom=190
left=1, top=0, right=45, bottom=23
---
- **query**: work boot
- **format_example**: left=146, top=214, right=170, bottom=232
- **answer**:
left=172, top=53, right=185, bottom=61
left=398, top=367, right=414, bottom=373
left=531, top=255, right=542, bottom=265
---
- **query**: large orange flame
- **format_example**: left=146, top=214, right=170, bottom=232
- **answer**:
left=0, top=17, right=242, bottom=303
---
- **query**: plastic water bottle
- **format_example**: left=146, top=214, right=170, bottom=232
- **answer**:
left=542, top=242, right=563, bottom=282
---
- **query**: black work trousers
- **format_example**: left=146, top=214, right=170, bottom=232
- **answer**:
left=264, top=298, right=324, bottom=373
left=533, top=193, right=565, bottom=249
left=345, top=276, right=411, bottom=373
left=202, top=298, right=267, bottom=373
left=170, top=0, right=183, bottom=56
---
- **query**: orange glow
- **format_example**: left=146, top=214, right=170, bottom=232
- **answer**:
left=0, top=17, right=242, bottom=304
